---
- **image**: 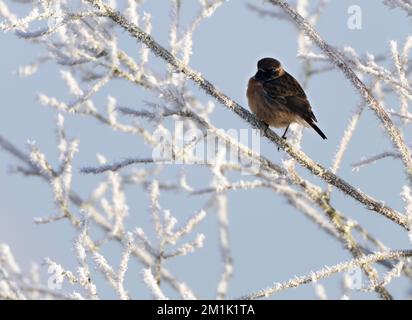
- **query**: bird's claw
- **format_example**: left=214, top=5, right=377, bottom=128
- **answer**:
left=277, top=135, right=287, bottom=151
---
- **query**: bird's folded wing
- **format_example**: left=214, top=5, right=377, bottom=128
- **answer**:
left=263, top=72, right=307, bottom=98
left=285, top=96, right=318, bottom=123
left=262, top=73, right=317, bottom=123
left=262, top=89, right=288, bottom=107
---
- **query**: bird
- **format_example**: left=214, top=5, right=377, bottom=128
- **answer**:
left=247, top=57, right=327, bottom=141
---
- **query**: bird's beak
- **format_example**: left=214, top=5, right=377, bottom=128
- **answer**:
left=276, top=67, right=284, bottom=76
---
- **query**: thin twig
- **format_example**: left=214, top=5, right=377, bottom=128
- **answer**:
left=239, top=249, right=412, bottom=299
left=82, top=0, right=409, bottom=230
left=268, top=0, right=412, bottom=183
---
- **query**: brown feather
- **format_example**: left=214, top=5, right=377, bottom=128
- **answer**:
left=247, top=58, right=327, bottom=140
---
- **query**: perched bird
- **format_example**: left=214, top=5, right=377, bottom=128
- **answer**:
left=247, top=57, right=327, bottom=140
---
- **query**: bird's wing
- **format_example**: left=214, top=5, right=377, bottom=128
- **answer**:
left=264, top=72, right=307, bottom=98
left=284, top=96, right=317, bottom=122
left=262, top=72, right=317, bottom=123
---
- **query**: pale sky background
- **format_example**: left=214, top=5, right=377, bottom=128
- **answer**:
left=0, top=0, right=411, bottom=299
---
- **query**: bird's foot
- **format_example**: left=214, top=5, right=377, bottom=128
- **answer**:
left=277, top=136, right=287, bottom=151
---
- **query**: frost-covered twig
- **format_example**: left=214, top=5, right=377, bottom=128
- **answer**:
left=81, top=158, right=165, bottom=174
left=0, top=135, right=193, bottom=295
left=364, top=260, right=404, bottom=293
left=142, top=268, right=168, bottom=300
left=268, top=0, right=412, bottom=182
left=239, top=249, right=412, bottom=299
left=330, top=102, right=365, bottom=179
left=246, top=3, right=289, bottom=20
left=351, top=152, right=401, bottom=171
left=1, top=0, right=412, bottom=300
left=383, top=0, right=412, bottom=16
left=211, top=159, right=233, bottom=300
left=82, top=0, right=409, bottom=230
left=74, top=224, right=98, bottom=299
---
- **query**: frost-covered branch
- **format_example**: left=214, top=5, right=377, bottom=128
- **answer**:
left=383, top=0, right=412, bottom=16
left=268, top=0, right=412, bottom=183
left=1, top=0, right=412, bottom=300
left=240, top=249, right=412, bottom=299
left=81, top=0, right=409, bottom=230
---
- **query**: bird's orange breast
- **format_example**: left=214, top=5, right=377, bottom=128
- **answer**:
left=247, top=77, right=299, bottom=128
left=246, top=77, right=264, bottom=116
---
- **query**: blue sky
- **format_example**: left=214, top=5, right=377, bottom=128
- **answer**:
left=0, top=0, right=411, bottom=299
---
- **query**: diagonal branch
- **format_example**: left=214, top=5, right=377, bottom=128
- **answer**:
left=0, top=134, right=193, bottom=297
left=82, top=0, right=408, bottom=230
left=352, top=152, right=401, bottom=171
left=239, top=249, right=412, bottom=299
left=268, top=0, right=412, bottom=183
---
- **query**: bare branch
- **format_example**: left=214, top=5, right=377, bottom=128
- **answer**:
left=352, top=152, right=401, bottom=171
left=82, top=0, right=409, bottom=230
left=268, top=0, right=412, bottom=183
left=239, top=249, right=412, bottom=300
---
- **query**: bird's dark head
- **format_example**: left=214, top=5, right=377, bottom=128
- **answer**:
left=254, top=58, right=284, bottom=81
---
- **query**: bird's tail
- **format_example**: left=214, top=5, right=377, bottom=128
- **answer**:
left=309, top=122, right=327, bottom=140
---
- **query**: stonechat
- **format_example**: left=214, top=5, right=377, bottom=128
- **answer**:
left=247, top=57, right=327, bottom=140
